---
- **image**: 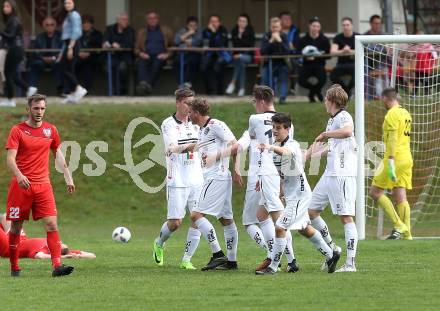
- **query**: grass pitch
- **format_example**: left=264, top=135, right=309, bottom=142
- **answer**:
left=0, top=102, right=439, bottom=310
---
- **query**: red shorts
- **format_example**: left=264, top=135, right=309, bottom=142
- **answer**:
left=6, top=180, right=57, bottom=221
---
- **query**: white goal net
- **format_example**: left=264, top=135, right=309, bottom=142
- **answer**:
left=355, top=35, right=440, bottom=239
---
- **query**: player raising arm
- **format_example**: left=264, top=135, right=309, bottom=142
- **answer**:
left=369, top=88, right=412, bottom=240
left=5, top=94, right=75, bottom=277
left=152, top=88, right=204, bottom=270
left=188, top=98, right=239, bottom=271
left=256, top=113, right=340, bottom=275
left=307, top=84, right=358, bottom=272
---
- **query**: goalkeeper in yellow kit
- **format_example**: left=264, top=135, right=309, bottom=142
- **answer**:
left=369, top=88, right=413, bottom=240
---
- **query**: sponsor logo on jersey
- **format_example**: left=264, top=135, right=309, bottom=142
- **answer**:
left=43, top=128, right=52, bottom=138
left=264, top=120, right=272, bottom=125
left=204, top=127, right=210, bottom=135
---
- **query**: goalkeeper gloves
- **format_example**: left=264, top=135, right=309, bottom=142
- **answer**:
left=387, top=158, right=397, bottom=182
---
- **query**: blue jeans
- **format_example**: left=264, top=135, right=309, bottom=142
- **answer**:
left=137, top=55, right=165, bottom=86
left=262, top=63, right=289, bottom=100
left=29, top=58, right=63, bottom=91
left=232, top=53, right=252, bottom=89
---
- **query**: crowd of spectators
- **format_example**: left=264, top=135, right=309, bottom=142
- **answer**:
left=3, top=3, right=432, bottom=103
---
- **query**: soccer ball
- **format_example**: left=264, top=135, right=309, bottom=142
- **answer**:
left=112, top=227, right=131, bottom=243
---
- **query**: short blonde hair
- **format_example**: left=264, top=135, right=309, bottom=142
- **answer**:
left=188, top=97, right=210, bottom=116
left=326, top=84, right=348, bottom=109
left=270, top=17, right=281, bottom=25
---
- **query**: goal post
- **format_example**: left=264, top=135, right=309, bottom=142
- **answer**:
left=355, top=35, right=440, bottom=240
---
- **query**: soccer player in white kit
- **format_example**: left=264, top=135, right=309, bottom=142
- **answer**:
left=188, top=98, right=239, bottom=271
left=255, top=113, right=341, bottom=275
left=247, top=85, right=293, bottom=272
left=152, top=88, right=204, bottom=270
left=308, top=84, right=359, bottom=272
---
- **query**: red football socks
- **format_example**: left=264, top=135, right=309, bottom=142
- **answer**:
left=9, top=232, right=21, bottom=271
left=47, top=231, right=62, bottom=268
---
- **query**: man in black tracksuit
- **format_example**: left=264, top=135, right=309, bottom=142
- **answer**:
left=296, top=17, right=330, bottom=102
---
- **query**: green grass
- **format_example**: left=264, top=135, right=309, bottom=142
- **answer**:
left=0, top=102, right=439, bottom=310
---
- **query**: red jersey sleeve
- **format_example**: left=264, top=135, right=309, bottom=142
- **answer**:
left=50, top=126, right=61, bottom=151
left=6, top=126, right=21, bottom=150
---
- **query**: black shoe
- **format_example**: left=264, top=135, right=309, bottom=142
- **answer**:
left=201, top=253, right=228, bottom=271
left=308, top=93, right=316, bottom=103
left=216, top=261, right=238, bottom=270
left=278, top=98, right=286, bottom=105
left=286, top=259, right=299, bottom=273
left=385, top=229, right=402, bottom=240
left=316, top=92, right=324, bottom=102
left=255, top=267, right=276, bottom=275
left=326, top=251, right=341, bottom=273
left=52, top=264, right=74, bottom=277
left=136, top=81, right=152, bottom=95
left=11, top=270, right=21, bottom=277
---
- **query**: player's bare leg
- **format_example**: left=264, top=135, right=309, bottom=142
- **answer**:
left=42, top=216, right=74, bottom=277
left=9, top=220, right=24, bottom=276
left=190, top=211, right=227, bottom=271
left=370, top=186, right=408, bottom=239
left=392, top=187, right=412, bottom=240
left=216, top=217, right=238, bottom=270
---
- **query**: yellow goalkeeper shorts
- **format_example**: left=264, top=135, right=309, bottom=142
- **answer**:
left=372, top=158, right=413, bottom=190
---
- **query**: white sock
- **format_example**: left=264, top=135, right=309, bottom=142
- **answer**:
left=246, top=224, right=268, bottom=251
left=195, top=217, right=221, bottom=253
left=284, top=230, right=295, bottom=262
left=309, top=231, right=333, bottom=260
left=156, top=222, right=172, bottom=247
left=269, top=237, right=287, bottom=270
left=259, top=218, right=276, bottom=259
left=223, top=223, right=238, bottom=261
left=311, top=216, right=334, bottom=247
left=182, top=227, right=201, bottom=262
left=344, top=222, right=358, bottom=266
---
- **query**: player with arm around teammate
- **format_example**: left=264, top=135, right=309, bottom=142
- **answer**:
left=255, top=113, right=340, bottom=275
left=152, top=88, right=204, bottom=270
left=369, top=88, right=412, bottom=240
left=5, top=94, right=75, bottom=277
left=307, top=84, right=359, bottom=272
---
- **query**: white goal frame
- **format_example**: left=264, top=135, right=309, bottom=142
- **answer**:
left=355, top=35, right=440, bottom=240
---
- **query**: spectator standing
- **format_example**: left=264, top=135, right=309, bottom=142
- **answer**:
left=76, top=14, right=103, bottom=93
left=0, top=0, right=34, bottom=107
left=173, top=16, right=203, bottom=89
left=103, top=12, right=135, bottom=95
left=60, top=0, right=87, bottom=103
left=135, top=11, right=173, bottom=95
left=225, top=14, right=255, bottom=97
left=280, top=11, right=300, bottom=95
left=202, top=14, right=230, bottom=95
left=28, top=17, right=63, bottom=96
left=330, top=17, right=358, bottom=97
left=260, top=17, right=290, bottom=105
left=296, top=17, right=330, bottom=102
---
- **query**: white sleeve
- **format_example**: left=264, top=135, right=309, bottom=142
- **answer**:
left=237, top=131, right=251, bottom=151
left=338, top=112, right=354, bottom=129
left=248, top=115, right=257, bottom=138
left=161, top=121, right=178, bottom=148
left=214, top=120, right=236, bottom=142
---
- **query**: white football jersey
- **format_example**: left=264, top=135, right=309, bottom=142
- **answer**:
left=161, top=114, right=203, bottom=187
left=237, top=130, right=260, bottom=179
left=324, top=110, right=358, bottom=177
left=273, top=138, right=311, bottom=201
left=198, top=118, right=236, bottom=180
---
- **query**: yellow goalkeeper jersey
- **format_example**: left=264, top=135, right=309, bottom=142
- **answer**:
left=383, top=104, right=412, bottom=161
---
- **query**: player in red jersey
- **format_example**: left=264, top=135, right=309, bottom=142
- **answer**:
left=5, top=94, right=76, bottom=277
left=0, top=214, right=95, bottom=260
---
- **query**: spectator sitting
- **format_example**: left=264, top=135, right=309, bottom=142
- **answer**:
left=202, top=14, right=230, bottom=95
left=296, top=16, right=330, bottom=102
left=28, top=17, right=63, bottom=96
left=330, top=17, right=358, bottom=97
left=103, top=12, right=135, bottom=95
left=173, top=16, right=203, bottom=89
left=135, top=10, right=173, bottom=95
left=261, top=17, right=290, bottom=105
left=76, top=14, right=103, bottom=93
left=225, top=14, right=255, bottom=97
left=280, top=11, right=300, bottom=95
